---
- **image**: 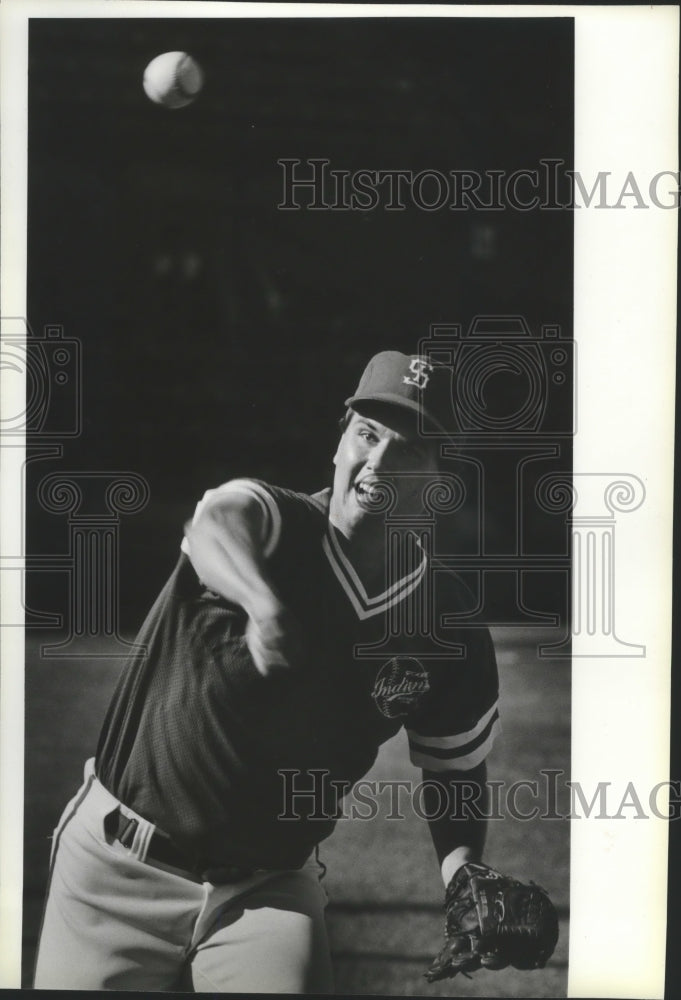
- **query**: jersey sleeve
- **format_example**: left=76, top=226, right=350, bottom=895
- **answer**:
left=405, top=624, right=501, bottom=773
left=180, top=478, right=283, bottom=559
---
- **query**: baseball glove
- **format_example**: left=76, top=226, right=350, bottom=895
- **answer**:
left=425, top=861, right=559, bottom=982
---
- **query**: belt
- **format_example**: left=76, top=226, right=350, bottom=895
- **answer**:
left=106, top=809, right=256, bottom=885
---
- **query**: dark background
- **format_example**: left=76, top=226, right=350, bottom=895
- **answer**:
left=26, top=16, right=574, bottom=632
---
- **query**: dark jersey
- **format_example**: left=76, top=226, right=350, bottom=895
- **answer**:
left=96, top=479, right=500, bottom=871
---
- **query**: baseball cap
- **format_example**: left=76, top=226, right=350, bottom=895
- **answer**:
left=345, top=351, right=454, bottom=435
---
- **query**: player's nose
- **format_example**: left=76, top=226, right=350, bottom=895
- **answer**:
left=365, top=438, right=392, bottom=472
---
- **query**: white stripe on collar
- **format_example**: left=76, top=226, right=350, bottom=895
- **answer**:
left=322, top=521, right=427, bottom=620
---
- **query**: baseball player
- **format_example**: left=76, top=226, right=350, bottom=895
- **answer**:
left=33, top=351, right=558, bottom=992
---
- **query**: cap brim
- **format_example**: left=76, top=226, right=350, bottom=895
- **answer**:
left=344, top=392, right=449, bottom=436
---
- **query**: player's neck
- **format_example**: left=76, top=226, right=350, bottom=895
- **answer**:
left=333, top=524, right=421, bottom=593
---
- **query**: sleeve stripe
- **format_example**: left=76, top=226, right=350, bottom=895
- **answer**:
left=180, top=479, right=282, bottom=557
left=219, top=480, right=282, bottom=556
left=406, top=699, right=499, bottom=750
left=408, top=709, right=499, bottom=761
left=410, top=718, right=501, bottom=772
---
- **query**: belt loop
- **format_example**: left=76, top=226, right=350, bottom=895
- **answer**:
left=117, top=816, right=138, bottom=848
left=112, top=806, right=156, bottom=861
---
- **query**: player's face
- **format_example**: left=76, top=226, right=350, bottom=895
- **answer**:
left=330, top=409, right=439, bottom=540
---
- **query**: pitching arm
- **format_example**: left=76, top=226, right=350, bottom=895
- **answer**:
left=422, top=762, right=489, bottom=885
left=185, top=490, right=302, bottom=674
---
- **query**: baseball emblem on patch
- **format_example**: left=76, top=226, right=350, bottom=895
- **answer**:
left=372, top=657, right=430, bottom=718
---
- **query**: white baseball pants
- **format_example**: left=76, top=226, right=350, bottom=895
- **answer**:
left=33, top=760, right=333, bottom=993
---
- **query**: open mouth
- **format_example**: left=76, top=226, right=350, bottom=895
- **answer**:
left=354, top=478, right=383, bottom=509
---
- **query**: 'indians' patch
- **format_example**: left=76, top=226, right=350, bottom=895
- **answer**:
left=372, top=657, right=430, bottom=719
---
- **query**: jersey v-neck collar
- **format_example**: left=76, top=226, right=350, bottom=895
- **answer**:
left=322, top=519, right=427, bottom=620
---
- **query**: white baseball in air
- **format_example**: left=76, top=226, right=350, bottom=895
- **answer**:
left=143, top=51, right=204, bottom=109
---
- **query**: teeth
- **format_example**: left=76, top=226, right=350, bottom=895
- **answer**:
left=356, top=482, right=377, bottom=498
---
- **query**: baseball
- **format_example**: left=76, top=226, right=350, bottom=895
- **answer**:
left=143, top=51, right=204, bottom=109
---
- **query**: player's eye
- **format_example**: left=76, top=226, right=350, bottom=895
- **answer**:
left=357, top=427, right=378, bottom=444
